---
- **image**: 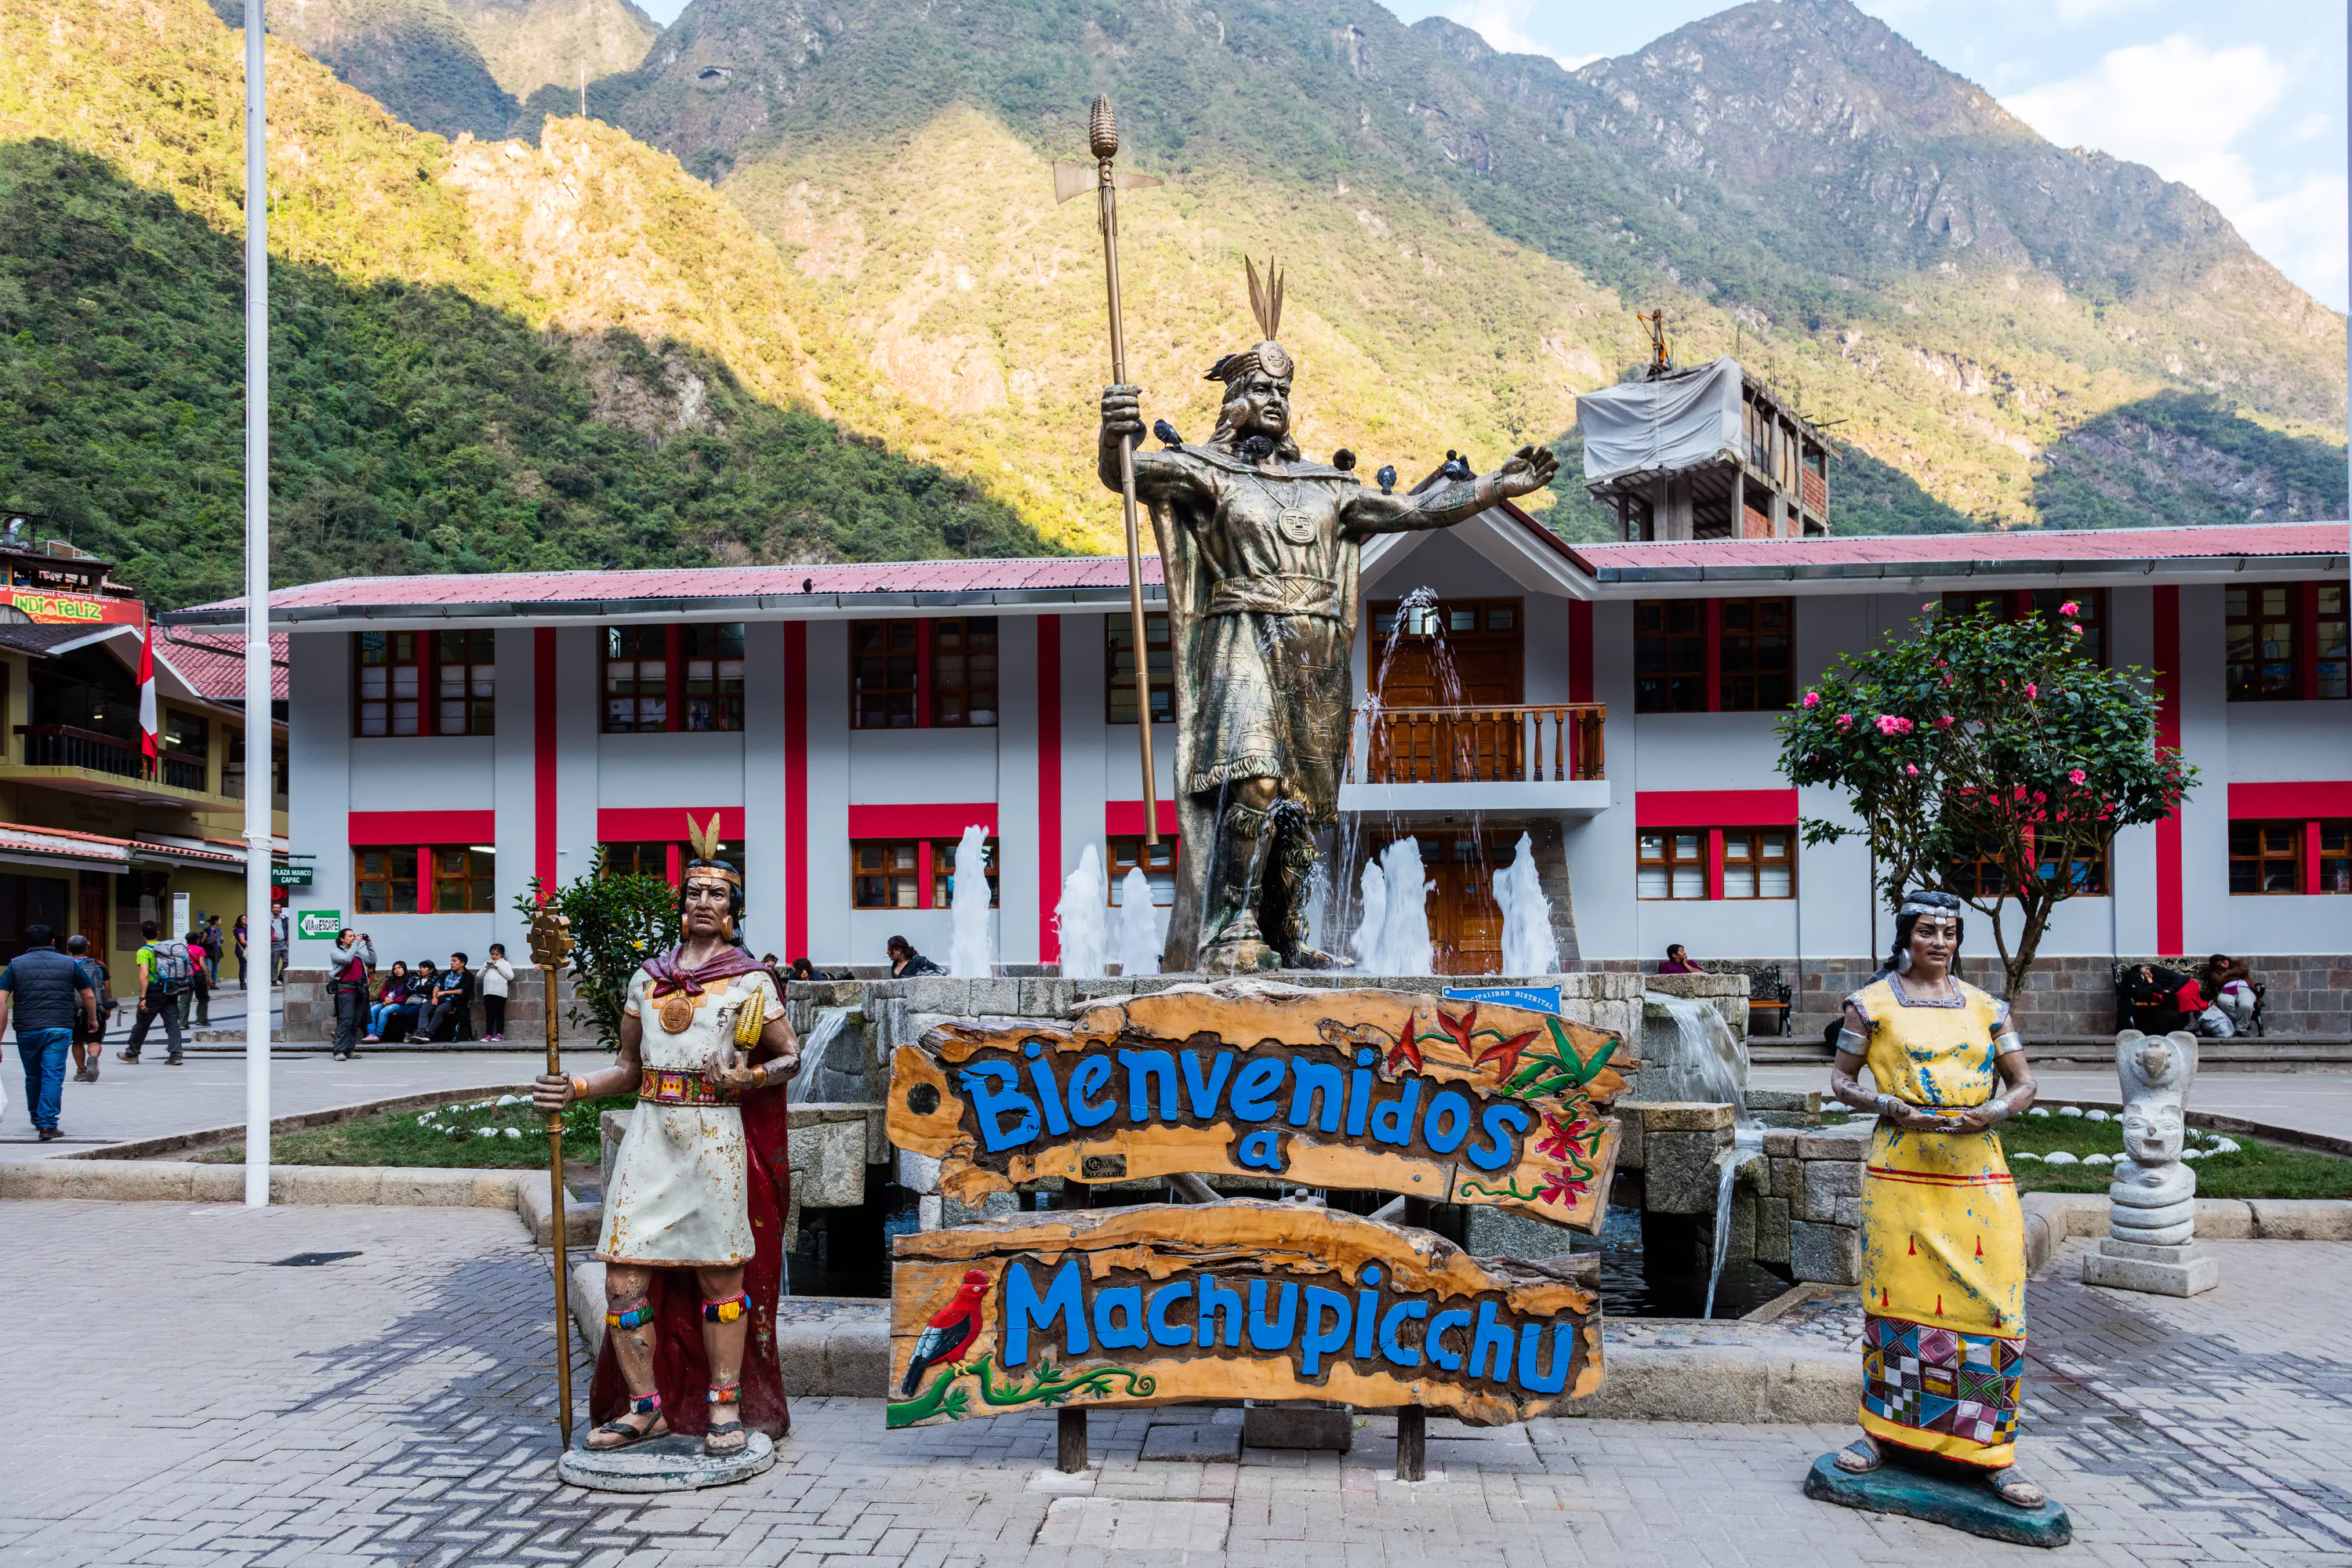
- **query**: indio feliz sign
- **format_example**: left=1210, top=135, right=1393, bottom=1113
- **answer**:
left=7, top=588, right=143, bottom=626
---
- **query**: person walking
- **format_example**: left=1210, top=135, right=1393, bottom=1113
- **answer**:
left=270, top=906, right=289, bottom=984
left=201, top=915, right=224, bottom=987
left=119, top=920, right=196, bottom=1065
left=479, top=943, right=514, bottom=1041
left=67, top=934, right=112, bottom=1083
left=2, top=925, right=97, bottom=1142
left=186, top=929, right=213, bottom=1026
left=326, top=928, right=375, bottom=1060
left=232, top=913, right=249, bottom=989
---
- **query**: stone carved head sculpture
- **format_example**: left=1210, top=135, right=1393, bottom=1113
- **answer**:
left=2116, top=1029, right=2195, bottom=1167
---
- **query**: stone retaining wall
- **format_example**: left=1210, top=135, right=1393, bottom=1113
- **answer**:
left=1613, top=1101, right=1874, bottom=1287
left=283, top=966, right=596, bottom=1044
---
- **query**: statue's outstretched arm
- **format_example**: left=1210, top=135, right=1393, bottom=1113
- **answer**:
left=1341, top=445, right=1559, bottom=537
left=1098, top=383, right=1210, bottom=507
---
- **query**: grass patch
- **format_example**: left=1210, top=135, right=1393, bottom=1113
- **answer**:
left=201, top=1094, right=633, bottom=1169
left=1809, top=1105, right=2352, bottom=1198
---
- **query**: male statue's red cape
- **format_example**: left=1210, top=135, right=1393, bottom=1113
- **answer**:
left=588, top=946, right=792, bottom=1438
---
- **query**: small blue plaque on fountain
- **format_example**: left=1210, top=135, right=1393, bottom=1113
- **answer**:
left=1443, top=984, right=1561, bottom=1014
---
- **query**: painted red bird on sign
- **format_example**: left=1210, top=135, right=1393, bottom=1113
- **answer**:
left=898, top=1269, right=992, bottom=1396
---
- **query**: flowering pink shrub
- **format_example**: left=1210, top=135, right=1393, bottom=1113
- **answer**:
left=1802, top=691, right=1820, bottom=708
left=2059, top=601, right=2080, bottom=617
left=2024, top=683, right=2038, bottom=699
left=1875, top=714, right=1914, bottom=735
left=2068, top=768, right=2086, bottom=785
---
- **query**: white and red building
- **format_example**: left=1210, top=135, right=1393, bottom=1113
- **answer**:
left=164, top=516, right=2350, bottom=1036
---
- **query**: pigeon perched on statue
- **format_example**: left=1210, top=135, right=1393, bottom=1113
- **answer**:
left=1332, top=448, right=1356, bottom=471
left=1152, top=419, right=1185, bottom=450
left=1376, top=465, right=1397, bottom=495
left=1441, top=449, right=1475, bottom=481
left=898, top=1269, right=992, bottom=1396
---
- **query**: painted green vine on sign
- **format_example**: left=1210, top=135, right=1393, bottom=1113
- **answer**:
left=885, top=1354, right=1158, bottom=1429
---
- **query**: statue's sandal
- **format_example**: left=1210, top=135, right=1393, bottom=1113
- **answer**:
left=704, top=1380, right=746, bottom=1456
left=588, top=1391, right=668, bottom=1450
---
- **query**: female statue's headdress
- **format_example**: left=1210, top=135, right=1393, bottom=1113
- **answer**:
left=1204, top=256, right=1293, bottom=385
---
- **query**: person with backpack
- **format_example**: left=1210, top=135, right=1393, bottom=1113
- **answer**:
left=326, top=928, right=376, bottom=1060
left=118, top=920, right=194, bottom=1065
left=186, top=928, right=213, bottom=1026
left=67, top=934, right=112, bottom=1083
left=2, top=925, right=97, bottom=1142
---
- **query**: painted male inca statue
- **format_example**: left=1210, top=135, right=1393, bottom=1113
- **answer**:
left=1098, top=260, right=1558, bottom=973
left=2082, top=1029, right=2218, bottom=1297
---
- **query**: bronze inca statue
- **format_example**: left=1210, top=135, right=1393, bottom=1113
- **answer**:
left=1097, top=260, right=1558, bottom=972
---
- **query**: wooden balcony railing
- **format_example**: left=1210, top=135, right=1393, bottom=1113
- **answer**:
left=1348, top=703, right=1606, bottom=786
left=14, top=725, right=209, bottom=791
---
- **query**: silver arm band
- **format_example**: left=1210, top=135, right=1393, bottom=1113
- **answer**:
left=1875, top=1093, right=1900, bottom=1120
left=1993, top=1030, right=2024, bottom=1056
left=1836, top=1027, right=1867, bottom=1054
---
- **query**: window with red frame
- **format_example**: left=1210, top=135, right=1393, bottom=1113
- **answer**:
left=2226, top=584, right=2346, bottom=702
left=1107, top=836, right=1178, bottom=906
left=850, top=619, right=1000, bottom=730
left=599, top=840, right=743, bottom=885
left=851, top=837, right=999, bottom=909
left=1632, top=598, right=1792, bottom=713
left=355, top=631, right=496, bottom=737
left=352, top=844, right=494, bottom=913
left=602, top=625, right=744, bottom=733
left=2229, top=819, right=2351, bottom=894
left=1638, top=826, right=1795, bottom=900
left=1942, top=589, right=2108, bottom=668
left=1946, top=834, right=2108, bottom=898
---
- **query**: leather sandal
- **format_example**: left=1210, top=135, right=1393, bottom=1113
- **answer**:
left=1833, top=1436, right=1882, bottom=1474
left=1987, top=1467, right=2046, bottom=1508
left=705, top=1380, right=746, bottom=1456
left=587, top=1392, right=667, bottom=1450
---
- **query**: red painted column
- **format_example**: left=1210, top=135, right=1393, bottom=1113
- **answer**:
left=784, top=622, right=808, bottom=961
left=2154, top=586, right=2183, bottom=956
left=1706, top=827, right=1726, bottom=902
left=917, top=840, right=935, bottom=911
left=2307, top=819, right=2323, bottom=896
left=416, top=844, right=434, bottom=913
left=1037, top=615, right=1064, bottom=961
left=533, top=628, right=557, bottom=898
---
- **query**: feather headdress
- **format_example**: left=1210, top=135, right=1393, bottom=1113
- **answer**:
left=1205, top=255, right=1294, bottom=384
left=683, top=812, right=741, bottom=884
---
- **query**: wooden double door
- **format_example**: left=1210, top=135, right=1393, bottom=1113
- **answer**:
left=1361, top=829, right=1519, bottom=977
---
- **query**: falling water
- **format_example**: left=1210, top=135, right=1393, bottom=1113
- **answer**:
left=1300, top=860, right=1332, bottom=960
left=1644, top=993, right=1765, bottom=1319
left=1374, top=837, right=1434, bottom=976
left=786, top=1006, right=858, bottom=1103
left=1492, top=832, right=1559, bottom=976
left=1112, top=867, right=1162, bottom=976
left=948, top=825, right=993, bottom=977
left=1054, top=844, right=1109, bottom=978
left=1333, top=586, right=1439, bottom=944
left=1349, top=858, right=1389, bottom=973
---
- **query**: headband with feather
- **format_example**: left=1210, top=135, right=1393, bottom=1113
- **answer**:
left=683, top=811, right=741, bottom=884
left=1204, top=255, right=1294, bottom=385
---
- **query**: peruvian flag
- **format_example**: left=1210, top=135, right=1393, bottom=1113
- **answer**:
left=136, top=612, right=159, bottom=770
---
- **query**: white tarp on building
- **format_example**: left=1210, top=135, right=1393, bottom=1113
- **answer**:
left=1575, top=357, right=1744, bottom=485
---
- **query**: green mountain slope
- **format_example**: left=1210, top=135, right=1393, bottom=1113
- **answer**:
left=446, top=0, right=658, bottom=102
left=588, top=0, right=2343, bottom=539
left=0, top=0, right=1051, bottom=608
left=205, top=0, right=521, bottom=140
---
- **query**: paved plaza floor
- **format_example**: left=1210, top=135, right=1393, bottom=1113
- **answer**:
left=5, top=1200, right=2350, bottom=1567
left=1751, top=1066, right=2352, bottom=1143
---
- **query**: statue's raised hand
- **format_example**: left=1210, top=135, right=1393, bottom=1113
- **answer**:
left=1099, top=383, right=1145, bottom=441
left=1494, top=445, right=1559, bottom=499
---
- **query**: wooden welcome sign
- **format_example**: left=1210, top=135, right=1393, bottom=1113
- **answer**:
left=887, top=1200, right=1600, bottom=1429
left=888, top=982, right=1632, bottom=1232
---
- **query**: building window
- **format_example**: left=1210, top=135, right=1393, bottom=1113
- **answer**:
left=2227, top=583, right=2347, bottom=702
left=1633, top=598, right=1792, bottom=713
left=223, top=729, right=245, bottom=800
left=1107, top=836, right=1177, bottom=906
left=1949, top=835, right=2108, bottom=899
left=356, top=631, right=495, bottom=736
left=602, top=625, right=742, bottom=732
left=1636, top=831, right=1706, bottom=898
left=851, top=837, right=1000, bottom=909
left=604, top=626, right=667, bottom=731
left=1108, top=612, right=1175, bottom=724
left=435, top=630, right=496, bottom=735
left=161, top=709, right=207, bottom=792
left=599, top=840, right=742, bottom=885
left=356, top=632, right=422, bottom=736
left=271, top=739, right=289, bottom=806
left=682, top=625, right=746, bottom=731
left=355, top=848, right=419, bottom=913
left=1720, top=829, right=1795, bottom=899
left=432, top=846, right=496, bottom=912
left=2229, top=822, right=2304, bottom=894
left=852, top=622, right=920, bottom=729
left=929, top=618, right=999, bottom=727
left=1944, top=589, right=2108, bottom=668
left=2322, top=822, right=2352, bottom=894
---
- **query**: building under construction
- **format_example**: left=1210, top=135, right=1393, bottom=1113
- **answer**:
left=1576, top=354, right=1832, bottom=542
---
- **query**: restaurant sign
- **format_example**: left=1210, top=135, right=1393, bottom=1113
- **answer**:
left=6, top=588, right=143, bottom=626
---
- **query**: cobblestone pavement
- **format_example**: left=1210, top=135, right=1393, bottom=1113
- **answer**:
left=6, top=1202, right=2351, bottom=1567
left=1751, top=1066, right=2352, bottom=1142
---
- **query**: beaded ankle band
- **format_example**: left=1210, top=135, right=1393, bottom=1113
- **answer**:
left=707, top=1381, right=742, bottom=1406
left=702, top=1293, right=750, bottom=1323
left=605, top=1304, right=654, bottom=1330
left=626, top=1391, right=662, bottom=1415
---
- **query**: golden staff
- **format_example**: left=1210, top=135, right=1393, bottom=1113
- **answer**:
left=529, top=907, right=577, bottom=1446
left=1057, top=95, right=1163, bottom=844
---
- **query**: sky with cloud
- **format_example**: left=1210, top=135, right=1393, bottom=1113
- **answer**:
left=1385, top=0, right=2350, bottom=311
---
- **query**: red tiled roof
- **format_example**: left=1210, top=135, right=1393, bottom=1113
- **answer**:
left=1570, top=522, right=2348, bottom=578
left=158, top=633, right=290, bottom=700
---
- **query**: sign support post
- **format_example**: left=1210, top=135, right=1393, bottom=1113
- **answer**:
left=240, top=0, right=271, bottom=1210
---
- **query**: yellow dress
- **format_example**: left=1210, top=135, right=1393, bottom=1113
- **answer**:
left=1851, top=974, right=2025, bottom=1469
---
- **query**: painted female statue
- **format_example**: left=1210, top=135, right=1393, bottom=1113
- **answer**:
left=1826, top=889, right=2046, bottom=1508
left=532, top=819, right=802, bottom=1455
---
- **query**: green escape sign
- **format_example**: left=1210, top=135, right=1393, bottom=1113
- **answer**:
left=296, top=909, right=343, bottom=938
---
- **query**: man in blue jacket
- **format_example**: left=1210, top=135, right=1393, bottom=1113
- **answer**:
left=2, top=925, right=98, bottom=1142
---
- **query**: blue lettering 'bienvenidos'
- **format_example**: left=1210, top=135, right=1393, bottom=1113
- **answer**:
left=1120, top=1048, right=1180, bottom=1122
left=962, top=1063, right=1040, bottom=1152
left=1146, top=1281, right=1194, bottom=1348
left=1004, top=1258, right=1087, bottom=1367
left=1287, top=1059, right=1346, bottom=1133
left=1518, top=1321, right=1576, bottom=1393
left=1236, top=1127, right=1289, bottom=1171
left=1468, top=1301, right=1514, bottom=1381
left=1180, top=1048, right=1236, bottom=1119
left=1379, top=1300, right=1427, bottom=1367
left=1067, top=1054, right=1116, bottom=1128
left=1346, top=1053, right=1374, bottom=1136
left=1368, top=1077, right=1421, bottom=1147
left=1425, top=1090, right=1474, bottom=1156
left=1426, top=1307, right=1472, bottom=1370
left=1467, top=1102, right=1534, bottom=1171
left=1094, top=1285, right=1148, bottom=1349
left=1197, top=1275, right=1244, bottom=1347
left=1229, top=1057, right=1286, bottom=1121
left=1298, top=1286, right=1351, bottom=1376
left=1027, top=1054, right=1072, bottom=1138
left=1247, top=1279, right=1298, bottom=1349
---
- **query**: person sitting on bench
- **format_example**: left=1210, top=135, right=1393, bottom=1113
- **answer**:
left=413, top=952, right=475, bottom=1042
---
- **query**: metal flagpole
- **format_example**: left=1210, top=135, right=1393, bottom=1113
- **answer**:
left=242, top=0, right=272, bottom=1209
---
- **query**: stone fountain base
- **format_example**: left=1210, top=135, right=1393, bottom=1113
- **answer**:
left=2082, top=1236, right=2220, bottom=1297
